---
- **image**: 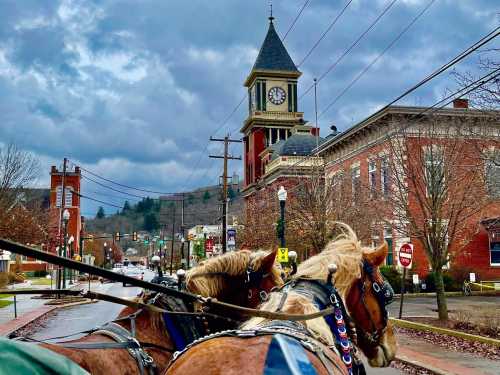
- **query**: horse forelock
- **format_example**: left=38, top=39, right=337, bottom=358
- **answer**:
left=185, top=250, right=280, bottom=297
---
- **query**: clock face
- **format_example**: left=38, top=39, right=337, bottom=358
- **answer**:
left=268, top=86, right=286, bottom=105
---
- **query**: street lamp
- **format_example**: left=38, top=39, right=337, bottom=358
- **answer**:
left=68, top=235, right=74, bottom=284
left=103, top=242, right=107, bottom=269
left=151, top=255, right=162, bottom=278
left=277, top=186, right=287, bottom=248
left=180, top=237, right=186, bottom=269
left=61, top=209, right=70, bottom=289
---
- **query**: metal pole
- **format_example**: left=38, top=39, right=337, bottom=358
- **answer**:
left=222, top=136, right=228, bottom=253
left=13, top=295, right=17, bottom=318
left=314, top=78, right=319, bottom=152
left=398, top=267, right=406, bottom=319
left=62, top=221, right=68, bottom=289
left=169, top=204, right=176, bottom=275
left=57, top=158, right=68, bottom=292
left=280, top=200, right=286, bottom=248
left=186, top=240, right=190, bottom=269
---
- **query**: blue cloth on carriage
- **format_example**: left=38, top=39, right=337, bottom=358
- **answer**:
left=0, top=337, right=89, bottom=375
left=264, top=334, right=317, bottom=375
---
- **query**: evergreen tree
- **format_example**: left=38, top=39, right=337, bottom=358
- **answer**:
left=96, top=206, right=105, bottom=219
left=202, top=191, right=211, bottom=203
left=122, top=201, right=131, bottom=213
left=143, top=213, right=159, bottom=231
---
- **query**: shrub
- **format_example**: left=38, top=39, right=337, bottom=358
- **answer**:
left=380, top=266, right=402, bottom=293
left=424, top=271, right=460, bottom=292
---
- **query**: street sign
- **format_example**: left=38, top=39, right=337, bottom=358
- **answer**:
left=227, top=229, right=236, bottom=247
left=398, top=243, right=413, bottom=268
left=277, top=247, right=288, bottom=263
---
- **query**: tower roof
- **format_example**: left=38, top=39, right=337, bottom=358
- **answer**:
left=244, top=19, right=301, bottom=86
left=253, top=20, right=299, bottom=72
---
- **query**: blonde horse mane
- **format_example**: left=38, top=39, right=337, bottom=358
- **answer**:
left=242, top=222, right=376, bottom=346
left=186, top=250, right=281, bottom=297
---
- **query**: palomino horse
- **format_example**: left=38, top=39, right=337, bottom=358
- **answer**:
left=5, top=249, right=282, bottom=375
left=166, top=224, right=397, bottom=374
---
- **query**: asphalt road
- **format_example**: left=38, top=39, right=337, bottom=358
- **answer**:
left=27, top=269, right=155, bottom=342
left=388, top=295, right=500, bottom=317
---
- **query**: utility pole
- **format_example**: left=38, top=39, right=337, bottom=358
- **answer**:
left=57, top=158, right=67, bottom=291
left=209, top=135, right=241, bottom=253
left=169, top=203, right=176, bottom=274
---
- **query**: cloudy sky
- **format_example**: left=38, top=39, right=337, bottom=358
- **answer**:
left=0, top=0, right=498, bottom=216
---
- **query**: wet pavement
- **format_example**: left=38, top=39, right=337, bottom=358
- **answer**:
left=388, top=295, right=500, bottom=317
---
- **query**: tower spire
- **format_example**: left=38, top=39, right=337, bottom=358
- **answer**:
left=269, top=1, right=274, bottom=23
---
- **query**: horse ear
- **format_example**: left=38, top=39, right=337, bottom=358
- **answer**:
left=364, top=242, right=388, bottom=266
left=260, top=249, right=278, bottom=272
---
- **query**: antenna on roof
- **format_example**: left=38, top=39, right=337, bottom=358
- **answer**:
left=269, top=0, right=274, bottom=23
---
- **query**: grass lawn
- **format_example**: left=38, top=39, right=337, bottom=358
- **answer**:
left=28, top=278, right=52, bottom=286
left=0, top=294, right=14, bottom=298
left=0, top=300, right=13, bottom=308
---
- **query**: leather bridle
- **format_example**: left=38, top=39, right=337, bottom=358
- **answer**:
left=355, top=261, right=394, bottom=346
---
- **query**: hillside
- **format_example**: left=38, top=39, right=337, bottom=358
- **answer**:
left=85, top=184, right=244, bottom=236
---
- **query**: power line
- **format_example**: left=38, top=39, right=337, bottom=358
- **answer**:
left=76, top=192, right=124, bottom=210
left=254, top=68, right=500, bottom=206
left=283, top=0, right=311, bottom=41
left=250, top=27, right=500, bottom=201
left=319, top=0, right=436, bottom=118
left=300, top=0, right=399, bottom=99
left=81, top=174, right=149, bottom=200
left=296, top=0, right=353, bottom=67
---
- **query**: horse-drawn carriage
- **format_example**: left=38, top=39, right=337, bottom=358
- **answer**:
left=0, top=223, right=396, bottom=374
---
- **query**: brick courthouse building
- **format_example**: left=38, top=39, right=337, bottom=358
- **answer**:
left=241, top=17, right=500, bottom=279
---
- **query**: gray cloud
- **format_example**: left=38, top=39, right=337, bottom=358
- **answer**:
left=0, top=0, right=497, bottom=214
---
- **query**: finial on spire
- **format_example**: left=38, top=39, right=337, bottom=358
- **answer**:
left=269, top=1, right=274, bottom=23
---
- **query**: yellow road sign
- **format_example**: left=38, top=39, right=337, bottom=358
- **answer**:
left=277, top=247, right=288, bottom=263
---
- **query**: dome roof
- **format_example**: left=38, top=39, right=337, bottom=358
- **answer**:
left=271, top=133, right=324, bottom=160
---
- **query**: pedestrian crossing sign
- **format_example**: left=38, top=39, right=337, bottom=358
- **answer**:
left=277, top=248, right=288, bottom=263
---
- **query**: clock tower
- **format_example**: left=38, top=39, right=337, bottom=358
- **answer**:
left=241, top=16, right=307, bottom=189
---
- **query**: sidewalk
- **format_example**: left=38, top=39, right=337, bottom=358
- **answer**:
left=396, top=333, right=498, bottom=375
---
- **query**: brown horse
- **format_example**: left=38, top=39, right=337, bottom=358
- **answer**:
left=16, top=249, right=282, bottom=375
left=166, top=224, right=397, bottom=375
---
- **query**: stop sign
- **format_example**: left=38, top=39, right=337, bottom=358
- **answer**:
left=398, top=243, right=413, bottom=268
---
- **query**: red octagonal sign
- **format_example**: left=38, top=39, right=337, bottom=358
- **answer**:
left=398, top=243, right=413, bottom=268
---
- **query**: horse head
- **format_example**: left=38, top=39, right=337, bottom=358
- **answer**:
left=345, top=241, right=397, bottom=367
left=186, top=249, right=283, bottom=308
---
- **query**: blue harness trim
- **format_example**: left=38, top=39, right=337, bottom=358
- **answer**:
left=264, top=334, right=318, bottom=375
left=162, top=313, right=187, bottom=351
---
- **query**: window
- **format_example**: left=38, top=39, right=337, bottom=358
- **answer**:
left=381, top=157, right=390, bottom=197
left=490, top=230, right=500, bottom=265
left=56, top=186, right=73, bottom=207
left=255, top=81, right=266, bottom=111
left=351, top=165, right=360, bottom=202
left=424, top=146, right=445, bottom=197
left=485, top=151, right=500, bottom=198
left=369, top=160, right=377, bottom=198
left=287, top=82, right=297, bottom=112
left=271, top=128, right=278, bottom=144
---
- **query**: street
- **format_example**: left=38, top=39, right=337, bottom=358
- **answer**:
left=26, top=269, right=154, bottom=342
left=389, top=295, right=500, bottom=317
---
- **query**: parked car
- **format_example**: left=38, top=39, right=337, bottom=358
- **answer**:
left=122, top=267, right=144, bottom=286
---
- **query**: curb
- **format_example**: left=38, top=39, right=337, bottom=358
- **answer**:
left=0, top=298, right=98, bottom=337
left=390, top=318, right=500, bottom=347
left=395, top=354, right=448, bottom=375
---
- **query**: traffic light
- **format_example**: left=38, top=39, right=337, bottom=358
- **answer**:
left=133, top=231, right=138, bottom=241
left=115, top=232, right=120, bottom=242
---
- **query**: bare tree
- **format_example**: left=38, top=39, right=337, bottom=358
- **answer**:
left=386, top=117, right=495, bottom=320
left=0, top=143, right=40, bottom=209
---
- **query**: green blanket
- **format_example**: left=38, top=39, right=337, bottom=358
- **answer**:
left=0, top=338, right=89, bottom=375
